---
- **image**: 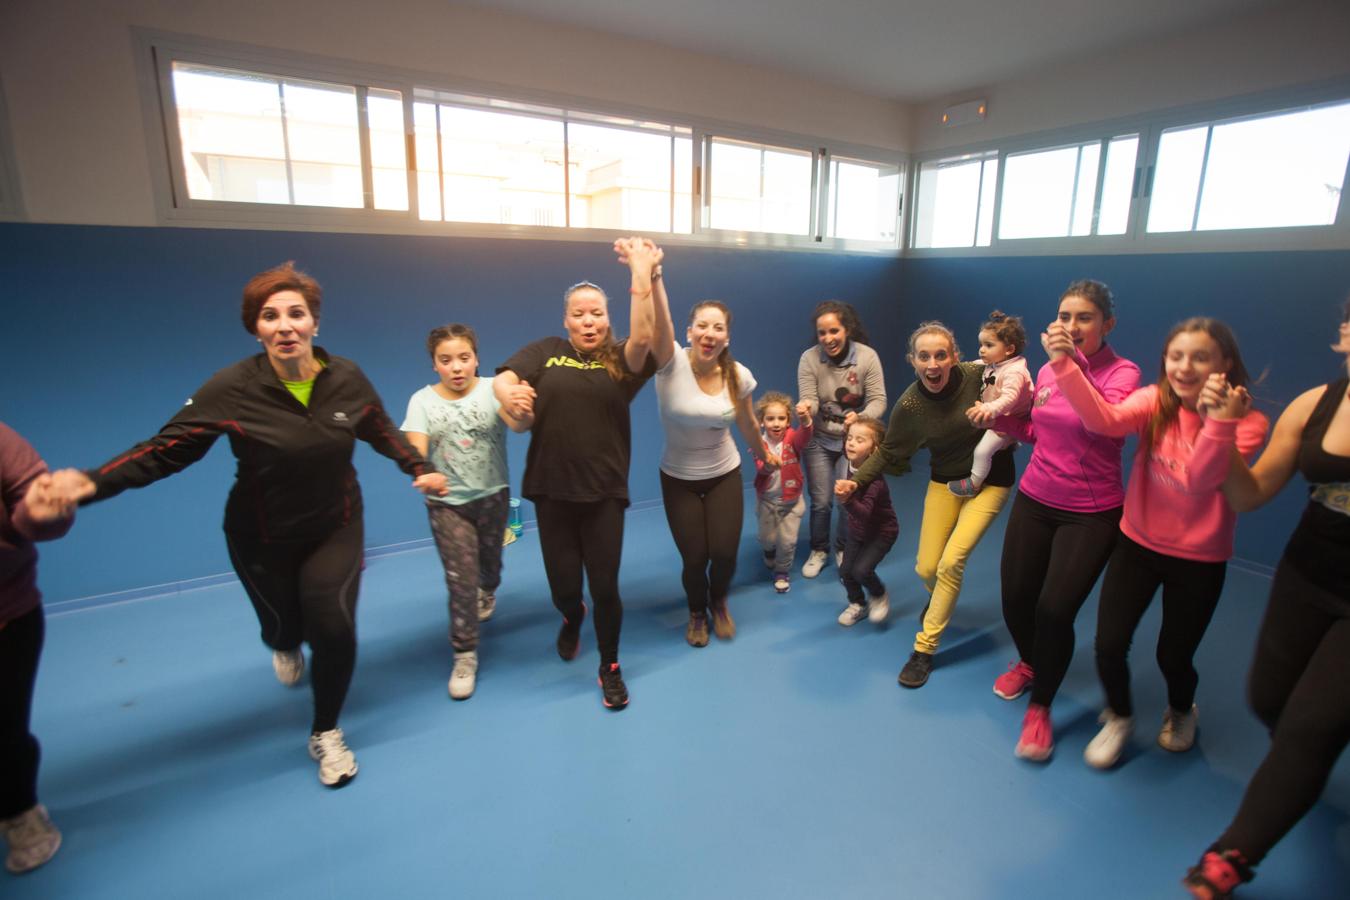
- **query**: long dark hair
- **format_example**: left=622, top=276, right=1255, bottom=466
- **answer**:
left=811, top=300, right=870, bottom=348
left=1144, top=317, right=1252, bottom=455
left=690, top=300, right=740, bottom=399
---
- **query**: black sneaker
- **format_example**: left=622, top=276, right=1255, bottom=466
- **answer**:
left=598, top=663, right=629, bottom=710
left=898, top=651, right=934, bottom=688
left=556, top=604, right=586, bottom=661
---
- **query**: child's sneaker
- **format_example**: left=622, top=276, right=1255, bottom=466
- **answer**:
left=1083, top=709, right=1133, bottom=769
left=773, top=575, right=791, bottom=594
left=992, top=660, right=1034, bottom=700
left=1159, top=703, right=1199, bottom=752
left=837, top=602, right=867, bottom=626
left=947, top=477, right=980, bottom=498
left=598, top=663, right=629, bottom=710
left=762, top=549, right=776, bottom=570
left=2, top=804, right=61, bottom=874
left=802, top=550, right=829, bottom=578
left=477, top=588, right=496, bottom=622
left=1183, top=849, right=1252, bottom=899
left=1014, top=703, right=1054, bottom=762
left=448, top=650, right=478, bottom=700
left=867, top=592, right=889, bottom=623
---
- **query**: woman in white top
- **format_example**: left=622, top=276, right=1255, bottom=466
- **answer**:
left=649, top=262, right=771, bottom=647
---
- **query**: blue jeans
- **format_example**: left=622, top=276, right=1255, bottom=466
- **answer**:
left=804, top=437, right=848, bottom=553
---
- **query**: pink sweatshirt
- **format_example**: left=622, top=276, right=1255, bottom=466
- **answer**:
left=1051, top=357, right=1269, bottom=562
left=994, top=345, right=1141, bottom=513
left=978, top=355, right=1033, bottom=418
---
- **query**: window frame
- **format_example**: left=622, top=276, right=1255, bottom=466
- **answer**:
left=904, top=78, right=1350, bottom=258
left=135, top=29, right=905, bottom=254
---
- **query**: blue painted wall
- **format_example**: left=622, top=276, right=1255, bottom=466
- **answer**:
left=3, top=223, right=1346, bottom=601
left=0, top=223, right=902, bottom=601
left=899, top=252, right=1350, bottom=567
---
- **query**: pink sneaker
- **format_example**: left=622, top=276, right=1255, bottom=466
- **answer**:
left=1014, top=703, right=1054, bottom=761
left=993, top=660, right=1034, bottom=700
left=1183, top=849, right=1252, bottom=898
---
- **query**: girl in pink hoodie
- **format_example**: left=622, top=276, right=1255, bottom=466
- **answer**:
left=1046, top=318, right=1268, bottom=770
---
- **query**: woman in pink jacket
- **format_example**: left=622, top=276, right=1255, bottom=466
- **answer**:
left=990, top=280, right=1142, bottom=762
left=1044, top=318, right=1268, bottom=769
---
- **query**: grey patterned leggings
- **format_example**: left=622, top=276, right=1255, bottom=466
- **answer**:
left=426, top=489, right=510, bottom=651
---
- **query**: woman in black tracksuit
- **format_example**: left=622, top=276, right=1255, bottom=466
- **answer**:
left=50, top=262, right=445, bottom=788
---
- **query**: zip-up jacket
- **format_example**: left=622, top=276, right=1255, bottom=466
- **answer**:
left=842, top=471, right=899, bottom=542
left=754, top=422, right=813, bottom=504
left=86, top=348, right=429, bottom=541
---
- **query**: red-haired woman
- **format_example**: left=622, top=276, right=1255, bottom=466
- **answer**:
left=48, top=262, right=446, bottom=789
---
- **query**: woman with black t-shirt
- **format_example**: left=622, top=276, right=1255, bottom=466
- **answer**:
left=1183, top=301, right=1350, bottom=899
left=494, top=237, right=668, bottom=711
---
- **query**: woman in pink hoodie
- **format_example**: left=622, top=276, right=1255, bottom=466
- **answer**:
left=1046, top=318, right=1268, bottom=770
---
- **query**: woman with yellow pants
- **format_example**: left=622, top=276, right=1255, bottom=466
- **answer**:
left=839, top=322, right=1014, bottom=688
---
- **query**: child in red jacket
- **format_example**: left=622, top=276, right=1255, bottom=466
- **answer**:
left=754, top=392, right=813, bottom=593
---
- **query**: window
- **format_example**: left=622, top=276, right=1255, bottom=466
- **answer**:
left=1148, top=101, right=1350, bottom=233
left=147, top=36, right=901, bottom=250
left=170, top=62, right=406, bottom=210
left=707, top=137, right=814, bottom=236
left=826, top=157, right=901, bottom=242
left=998, top=135, right=1138, bottom=239
left=912, top=152, right=998, bottom=248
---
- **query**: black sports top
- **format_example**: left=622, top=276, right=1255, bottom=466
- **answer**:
left=1283, top=376, right=1350, bottom=600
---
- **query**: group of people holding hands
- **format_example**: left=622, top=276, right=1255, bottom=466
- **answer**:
left=2, top=234, right=1346, bottom=899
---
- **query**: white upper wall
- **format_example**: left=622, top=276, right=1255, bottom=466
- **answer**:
left=911, top=0, right=1350, bottom=154
left=0, top=0, right=908, bottom=227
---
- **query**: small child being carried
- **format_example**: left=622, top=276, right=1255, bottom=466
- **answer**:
left=754, top=392, right=813, bottom=594
left=833, top=417, right=899, bottom=627
left=949, top=311, right=1033, bottom=497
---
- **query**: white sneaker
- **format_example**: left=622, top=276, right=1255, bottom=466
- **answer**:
left=272, top=647, right=305, bottom=687
left=308, top=728, right=358, bottom=788
left=449, top=650, right=478, bottom=700
left=867, top=592, right=890, bottom=623
left=1084, top=710, right=1134, bottom=769
left=837, top=602, right=867, bottom=627
left=1158, top=704, right=1199, bottom=752
left=477, top=588, right=496, bottom=622
left=2, top=804, right=61, bottom=874
left=802, top=550, right=829, bottom=578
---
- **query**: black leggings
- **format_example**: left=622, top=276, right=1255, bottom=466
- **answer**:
left=1095, top=534, right=1227, bottom=718
left=660, top=468, right=744, bottom=616
left=1000, top=492, right=1122, bottom=708
left=225, top=519, right=363, bottom=734
left=0, top=605, right=43, bottom=819
left=534, top=497, right=626, bottom=667
left=1216, top=558, right=1350, bottom=866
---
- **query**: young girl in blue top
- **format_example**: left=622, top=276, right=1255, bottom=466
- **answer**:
left=403, top=324, right=529, bottom=700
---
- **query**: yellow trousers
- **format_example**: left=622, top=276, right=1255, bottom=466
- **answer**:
left=913, top=481, right=1010, bottom=654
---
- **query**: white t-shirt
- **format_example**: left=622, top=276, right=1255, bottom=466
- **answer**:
left=401, top=379, right=508, bottom=505
left=655, top=342, right=756, bottom=480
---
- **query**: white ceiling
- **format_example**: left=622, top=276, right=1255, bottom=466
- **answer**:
left=466, top=0, right=1284, bottom=102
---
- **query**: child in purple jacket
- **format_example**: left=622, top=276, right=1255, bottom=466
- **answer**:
left=833, top=417, right=900, bottom=626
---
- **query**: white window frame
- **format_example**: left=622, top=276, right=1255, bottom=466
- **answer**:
left=134, top=29, right=905, bottom=254
left=904, top=79, right=1350, bottom=257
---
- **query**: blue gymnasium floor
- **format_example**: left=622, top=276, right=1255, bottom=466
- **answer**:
left=13, top=473, right=1350, bottom=899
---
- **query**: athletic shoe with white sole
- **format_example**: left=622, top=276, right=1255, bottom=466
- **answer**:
left=308, top=728, right=358, bottom=788
left=1159, top=703, right=1199, bottom=752
left=477, top=588, right=496, bottom=622
left=867, top=592, right=890, bottom=623
left=801, top=550, right=829, bottom=578
left=272, top=647, right=305, bottom=687
left=449, top=650, right=478, bottom=700
left=837, top=602, right=867, bottom=626
left=1084, top=709, right=1134, bottom=769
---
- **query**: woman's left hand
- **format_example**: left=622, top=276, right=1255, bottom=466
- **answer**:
left=413, top=473, right=450, bottom=496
